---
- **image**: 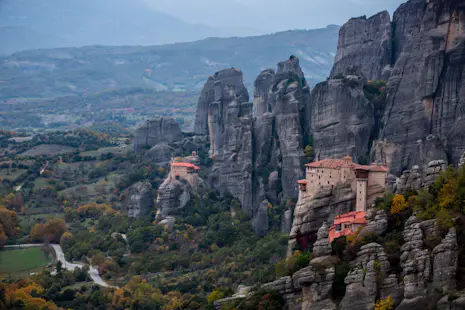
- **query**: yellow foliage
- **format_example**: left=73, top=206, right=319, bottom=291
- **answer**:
left=390, top=194, right=408, bottom=215
left=208, top=290, right=225, bottom=303
left=374, top=295, right=395, bottom=310
left=438, top=179, right=457, bottom=208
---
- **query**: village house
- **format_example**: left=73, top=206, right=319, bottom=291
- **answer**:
left=297, top=156, right=388, bottom=242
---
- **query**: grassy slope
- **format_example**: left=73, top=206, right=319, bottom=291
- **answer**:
left=0, top=248, right=52, bottom=273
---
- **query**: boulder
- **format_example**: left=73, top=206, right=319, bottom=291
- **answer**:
left=144, top=142, right=174, bottom=164
left=156, top=178, right=191, bottom=219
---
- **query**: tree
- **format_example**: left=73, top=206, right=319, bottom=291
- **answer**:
left=304, top=145, right=314, bottom=162
left=374, top=295, right=395, bottom=310
left=30, top=218, right=67, bottom=243
left=390, top=194, right=408, bottom=215
left=207, top=290, right=224, bottom=304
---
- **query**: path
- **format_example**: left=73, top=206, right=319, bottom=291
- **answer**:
left=5, top=244, right=118, bottom=288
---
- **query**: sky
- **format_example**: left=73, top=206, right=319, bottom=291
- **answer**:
left=147, top=0, right=407, bottom=33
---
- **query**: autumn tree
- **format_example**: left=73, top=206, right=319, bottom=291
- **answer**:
left=374, top=295, right=395, bottom=310
left=0, top=207, right=18, bottom=247
left=390, top=194, right=408, bottom=215
left=30, top=218, right=67, bottom=243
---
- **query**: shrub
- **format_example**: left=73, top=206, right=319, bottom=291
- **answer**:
left=374, top=295, right=395, bottom=310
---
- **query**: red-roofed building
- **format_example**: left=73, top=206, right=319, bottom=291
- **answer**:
left=329, top=211, right=367, bottom=242
left=298, top=156, right=388, bottom=213
left=169, top=158, right=200, bottom=187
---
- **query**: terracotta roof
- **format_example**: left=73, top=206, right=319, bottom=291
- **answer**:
left=306, top=158, right=351, bottom=169
left=298, top=180, right=308, bottom=184
left=305, top=157, right=388, bottom=172
left=334, top=211, right=366, bottom=225
left=170, top=162, right=200, bottom=170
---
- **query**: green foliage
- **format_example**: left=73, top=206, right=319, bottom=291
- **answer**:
left=275, top=250, right=312, bottom=278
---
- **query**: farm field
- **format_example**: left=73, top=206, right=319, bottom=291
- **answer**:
left=0, top=247, right=52, bottom=279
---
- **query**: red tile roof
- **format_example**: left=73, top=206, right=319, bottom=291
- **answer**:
left=170, top=162, right=200, bottom=170
left=298, top=180, right=308, bottom=184
left=305, top=157, right=388, bottom=172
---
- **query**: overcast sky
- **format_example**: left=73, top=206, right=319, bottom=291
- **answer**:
left=148, top=0, right=406, bottom=32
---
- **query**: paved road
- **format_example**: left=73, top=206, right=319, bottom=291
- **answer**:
left=5, top=244, right=118, bottom=288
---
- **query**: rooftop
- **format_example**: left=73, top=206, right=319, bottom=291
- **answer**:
left=170, top=162, right=200, bottom=170
left=334, top=211, right=366, bottom=225
left=305, top=157, right=388, bottom=172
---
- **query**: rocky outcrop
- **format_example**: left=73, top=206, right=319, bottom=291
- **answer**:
left=268, top=57, right=309, bottom=199
left=156, top=178, right=192, bottom=219
left=380, top=0, right=465, bottom=174
left=360, top=209, right=388, bottom=237
left=144, top=143, right=174, bottom=164
left=310, top=75, right=374, bottom=161
left=252, top=200, right=270, bottom=236
left=126, top=181, right=154, bottom=218
left=433, top=228, right=459, bottom=295
left=340, top=243, right=391, bottom=310
left=281, top=209, right=293, bottom=234
left=254, top=69, right=275, bottom=117
left=262, top=276, right=302, bottom=310
left=397, top=216, right=431, bottom=309
left=195, top=68, right=254, bottom=215
left=424, top=160, right=447, bottom=187
left=293, top=223, right=337, bottom=310
left=331, top=11, right=392, bottom=81
left=288, top=184, right=355, bottom=255
left=133, top=117, right=183, bottom=152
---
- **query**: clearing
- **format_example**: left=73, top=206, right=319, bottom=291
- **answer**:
left=0, top=247, right=52, bottom=278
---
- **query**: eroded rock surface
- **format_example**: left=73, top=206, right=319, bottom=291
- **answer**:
left=133, top=117, right=183, bottom=152
left=126, top=181, right=154, bottom=218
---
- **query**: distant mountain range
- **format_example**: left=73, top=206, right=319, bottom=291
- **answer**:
left=0, top=0, right=264, bottom=55
left=0, top=25, right=339, bottom=101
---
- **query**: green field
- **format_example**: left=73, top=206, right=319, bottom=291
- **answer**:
left=0, top=247, right=52, bottom=278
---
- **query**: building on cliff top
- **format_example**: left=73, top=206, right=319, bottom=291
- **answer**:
left=297, top=156, right=388, bottom=242
left=169, top=152, right=200, bottom=187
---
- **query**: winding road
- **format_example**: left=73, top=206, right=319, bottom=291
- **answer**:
left=5, top=244, right=118, bottom=288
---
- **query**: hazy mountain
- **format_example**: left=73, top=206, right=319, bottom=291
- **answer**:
left=0, top=25, right=339, bottom=101
left=0, top=0, right=264, bottom=55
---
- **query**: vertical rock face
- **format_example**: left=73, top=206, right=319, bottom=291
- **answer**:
left=380, top=0, right=465, bottom=174
left=433, top=228, right=459, bottom=294
left=194, top=68, right=255, bottom=214
left=156, top=178, right=192, bottom=219
left=252, top=200, right=270, bottom=237
left=133, top=117, right=183, bottom=152
left=331, top=11, right=392, bottom=81
left=293, top=222, right=337, bottom=310
left=254, top=69, right=275, bottom=117
left=340, top=243, right=391, bottom=310
left=288, top=184, right=355, bottom=255
left=397, top=216, right=431, bottom=309
left=310, top=76, right=374, bottom=161
left=126, top=181, right=154, bottom=218
left=268, top=57, right=309, bottom=199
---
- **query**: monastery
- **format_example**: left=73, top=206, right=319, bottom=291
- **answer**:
left=168, top=152, right=200, bottom=187
left=297, top=156, right=388, bottom=242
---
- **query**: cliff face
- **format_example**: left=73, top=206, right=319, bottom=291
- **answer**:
left=310, top=76, right=374, bottom=161
left=380, top=0, right=465, bottom=174
left=194, top=68, right=255, bottom=214
left=133, top=116, right=183, bottom=152
left=331, top=11, right=393, bottom=81
left=194, top=58, right=310, bottom=224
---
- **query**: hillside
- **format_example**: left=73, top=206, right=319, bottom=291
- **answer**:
left=0, top=0, right=260, bottom=55
left=0, top=25, right=339, bottom=101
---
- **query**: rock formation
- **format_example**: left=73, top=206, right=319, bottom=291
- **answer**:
left=288, top=184, right=354, bottom=255
left=339, top=243, right=391, bottom=310
left=196, top=69, right=254, bottom=214
left=133, top=116, right=183, bottom=152
left=379, top=0, right=465, bottom=174
left=144, top=142, right=174, bottom=164
left=252, top=200, right=270, bottom=236
left=331, top=11, right=392, bottom=81
left=254, top=69, right=275, bottom=117
left=156, top=178, right=192, bottom=219
left=310, top=75, right=374, bottom=161
left=126, top=181, right=154, bottom=218
left=433, top=228, right=459, bottom=295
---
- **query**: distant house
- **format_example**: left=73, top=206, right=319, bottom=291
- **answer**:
left=297, top=156, right=388, bottom=242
